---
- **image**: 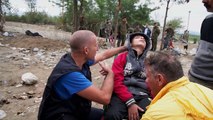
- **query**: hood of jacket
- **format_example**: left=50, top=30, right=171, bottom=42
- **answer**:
left=127, top=32, right=150, bottom=58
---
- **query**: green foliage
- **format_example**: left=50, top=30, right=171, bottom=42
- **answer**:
left=166, top=18, right=183, bottom=31
left=83, top=0, right=117, bottom=33
left=160, top=0, right=189, bottom=4
left=49, top=0, right=157, bottom=32
left=131, top=4, right=154, bottom=26
left=177, top=33, right=199, bottom=43
left=6, top=12, right=59, bottom=25
left=189, top=34, right=199, bottom=43
left=5, top=14, right=20, bottom=22
left=6, top=0, right=158, bottom=32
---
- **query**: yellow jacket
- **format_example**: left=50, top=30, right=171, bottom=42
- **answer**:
left=141, top=76, right=213, bottom=120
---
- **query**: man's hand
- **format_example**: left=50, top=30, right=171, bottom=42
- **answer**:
left=128, top=104, right=144, bottom=120
left=124, top=37, right=131, bottom=50
left=98, top=62, right=112, bottom=76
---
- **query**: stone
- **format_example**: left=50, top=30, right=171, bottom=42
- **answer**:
left=0, top=110, right=6, bottom=119
left=21, top=72, right=38, bottom=85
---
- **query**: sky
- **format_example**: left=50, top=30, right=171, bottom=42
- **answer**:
left=10, top=0, right=211, bottom=35
left=148, top=0, right=210, bottom=35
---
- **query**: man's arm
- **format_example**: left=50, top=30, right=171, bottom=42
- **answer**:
left=77, top=62, right=114, bottom=105
left=94, top=46, right=127, bottom=64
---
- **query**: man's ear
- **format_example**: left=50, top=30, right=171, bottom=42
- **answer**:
left=156, top=74, right=167, bottom=87
left=84, top=46, right=88, bottom=55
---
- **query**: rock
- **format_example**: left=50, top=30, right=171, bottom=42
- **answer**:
left=10, top=47, right=16, bottom=50
left=21, top=72, right=38, bottom=85
left=27, top=91, right=35, bottom=95
left=32, top=47, right=39, bottom=52
left=19, top=96, right=28, bottom=100
left=16, top=111, right=24, bottom=116
left=15, top=83, right=23, bottom=88
left=189, top=48, right=197, bottom=56
left=3, top=32, right=14, bottom=37
left=0, top=43, right=5, bottom=47
left=3, top=32, right=9, bottom=36
left=35, top=52, right=45, bottom=60
left=22, top=57, right=31, bottom=61
left=34, top=97, right=42, bottom=103
left=0, top=110, right=6, bottom=119
left=0, top=97, right=10, bottom=107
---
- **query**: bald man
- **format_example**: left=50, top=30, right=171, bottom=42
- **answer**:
left=38, top=30, right=127, bottom=120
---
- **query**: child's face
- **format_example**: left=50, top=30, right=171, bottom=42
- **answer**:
left=131, top=35, right=146, bottom=50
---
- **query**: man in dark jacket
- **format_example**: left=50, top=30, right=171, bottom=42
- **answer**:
left=104, top=32, right=151, bottom=120
left=38, top=30, right=127, bottom=120
left=188, top=0, right=213, bottom=90
left=117, top=17, right=129, bottom=47
left=151, top=22, right=160, bottom=51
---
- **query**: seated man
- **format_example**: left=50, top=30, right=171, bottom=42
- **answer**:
left=104, top=33, right=152, bottom=120
left=141, top=51, right=213, bottom=120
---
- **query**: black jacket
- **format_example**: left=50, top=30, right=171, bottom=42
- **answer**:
left=38, top=53, right=92, bottom=120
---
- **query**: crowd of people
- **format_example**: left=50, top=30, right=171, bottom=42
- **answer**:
left=38, top=0, right=213, bottom=120
left=100, top=16, right=178, bottom=51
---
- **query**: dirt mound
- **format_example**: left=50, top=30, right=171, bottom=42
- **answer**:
left=1, top=33, right=69, bottom=51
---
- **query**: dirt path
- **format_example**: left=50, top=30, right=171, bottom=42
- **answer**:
left=4, top=22, right=71, bottom=41
left=0, top=22, right=113, bottom=120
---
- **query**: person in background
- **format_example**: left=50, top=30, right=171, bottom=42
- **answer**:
left=141, top=51, right=213, bottom=120
left=151, top=22, right=160, bottom=51
left=163, top=24, right=174, bottom=49
left=188, top=0, right=213, bottom=90
left=143, top=24, right=151, bottom=38
left=38, top=30, right=127, bottom=120
left=134, top=25, right=142, bottom=33
left=117, top=16, right=129, bottom=47
left=104, top=32, right=151, bottom=120
left=105, top=19, right=112, bottom=43
left=79, top=16, right=86, bottom=30
left=182, top=30, right=189, bottom=52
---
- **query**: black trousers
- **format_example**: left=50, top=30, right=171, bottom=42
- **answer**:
left=104, top=94, right=151, bottom=120
left=55, top=107, right=103, bottom=120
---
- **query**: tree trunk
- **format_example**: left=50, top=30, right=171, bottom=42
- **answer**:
left=112, top=0, right=121, bottom=47
left=0, top=0, right=4, bottom=32
left=79, top=0, right=83, bottom=17
left=79, top=0, right=84, bottom=29
left=160, top=0, right=170, bottom=50
left=61, top=0, right=66, bottom=28
left=73, top=0, right=78, bottom=32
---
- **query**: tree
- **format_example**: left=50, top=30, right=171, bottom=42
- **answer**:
left=25, top=0, right=37, bottom=12
left=112, top=0, right=121, bottom=47
left=159, top=0, right=190, bottom=50
left=166, top=18, right=183, bottom=32
left=73, top=0, right=78, bottom=32
left=0, top=0, right=11, bottom=32
left=49, top=0, right=156, bottom=34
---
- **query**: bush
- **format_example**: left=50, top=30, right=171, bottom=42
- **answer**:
left=5, top=14, right=21, bottom=22
left=189, top=34, right=199, bottom=44
left=5, top=11, right=59, bottom=25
